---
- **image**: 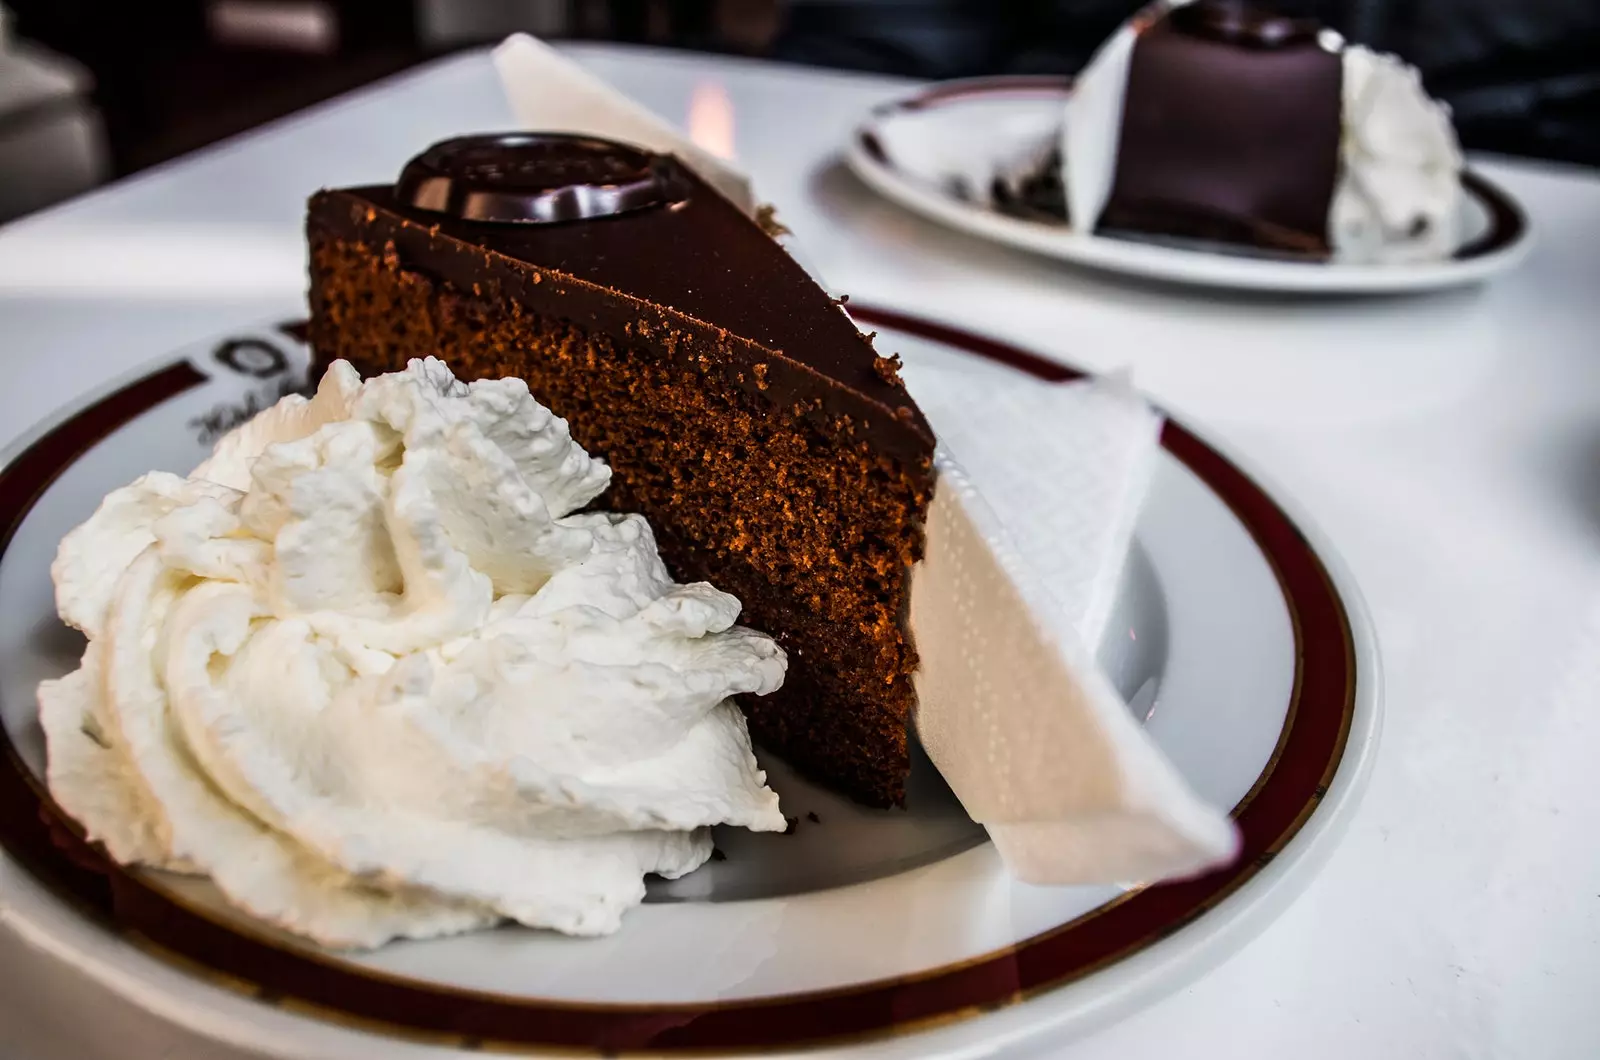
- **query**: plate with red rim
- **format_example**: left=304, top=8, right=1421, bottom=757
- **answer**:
left=0, top=306, right=1379, bottom=1058
left=845, top=76, right=1531, bottom=295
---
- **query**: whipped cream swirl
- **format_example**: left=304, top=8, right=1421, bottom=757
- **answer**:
left=39, top=358, right=785, bottom=947
left=1328, top=45, right=1464, bottom=264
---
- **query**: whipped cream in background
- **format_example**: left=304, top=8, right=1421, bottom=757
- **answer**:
left=1329, top=45, right=1464, bottom=263
left=1021, top=0, right=1464, bottom=262
left=39, top=358, right=785, bottom=948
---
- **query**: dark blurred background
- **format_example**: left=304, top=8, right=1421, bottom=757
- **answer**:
left=1, top=0, right=1596, bottom=221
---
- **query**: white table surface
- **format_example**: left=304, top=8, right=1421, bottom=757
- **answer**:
left=2, top=43, right=1599, bottom=1060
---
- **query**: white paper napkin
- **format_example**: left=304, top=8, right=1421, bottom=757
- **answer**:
left=910, top=367, right=1162, bottom=649
left=906, top=365, right=1238, bottom=884
left=492, top=37, right=1237, bottom=885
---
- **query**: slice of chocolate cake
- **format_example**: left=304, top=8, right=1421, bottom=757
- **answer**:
left=307, top=133, right=935, bottom=807
left=992, top=0, right=1465, bottom=263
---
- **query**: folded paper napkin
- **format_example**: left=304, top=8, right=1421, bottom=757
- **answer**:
left=906, top=365, right=1238, bottom=883
left=494, top=38, right=1237, bottom=885
left=911, top=367, right=1161, bottom=650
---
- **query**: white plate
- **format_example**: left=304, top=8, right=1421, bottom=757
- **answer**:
left=0, top=310, right=1380, bottom=1058
left=845, top=76, right=1531, bottom=295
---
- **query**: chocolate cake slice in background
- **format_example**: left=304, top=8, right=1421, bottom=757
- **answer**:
left=991, top=1, right=1464, bottom=263
left=991, top=1, right=1346, bottom=257
left=307, top=133, right=935, bottom=807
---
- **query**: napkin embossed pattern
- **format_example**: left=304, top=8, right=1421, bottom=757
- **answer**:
left=907, top=366, right=1238, bottom=883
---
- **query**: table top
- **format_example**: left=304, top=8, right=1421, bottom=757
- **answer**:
left=1, top=43, right=1598, bottom=1060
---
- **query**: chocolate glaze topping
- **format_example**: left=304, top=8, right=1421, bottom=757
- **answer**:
left=309, top=134, right=933, bottom=463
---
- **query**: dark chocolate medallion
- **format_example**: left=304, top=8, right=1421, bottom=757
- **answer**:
left=397, top=133, right=686, bottom=224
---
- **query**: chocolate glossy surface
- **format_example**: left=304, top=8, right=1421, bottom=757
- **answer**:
left=1101, top=5, right=1343, bottom=255
left=397, top=133, right=687, bottom=224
